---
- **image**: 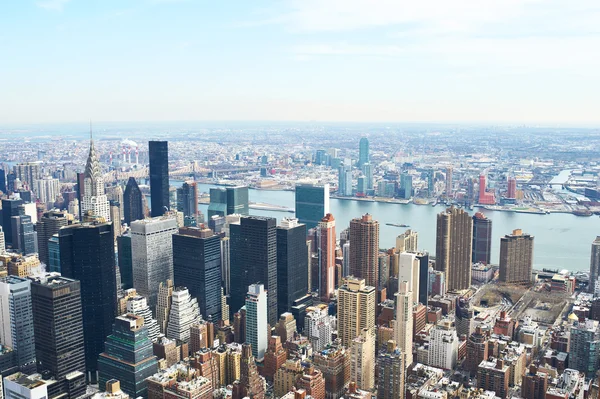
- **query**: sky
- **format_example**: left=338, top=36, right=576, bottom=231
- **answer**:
left=1, top=0, right=599, bottom=125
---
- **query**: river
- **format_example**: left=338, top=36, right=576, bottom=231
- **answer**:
left=167, top=182, right=598, bottom=273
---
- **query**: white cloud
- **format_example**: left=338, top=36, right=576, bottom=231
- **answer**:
left=36, top=0, right=71, bottom=11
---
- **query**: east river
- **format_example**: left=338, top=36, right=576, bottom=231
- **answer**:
left=176, top=183, right=599, bottom=273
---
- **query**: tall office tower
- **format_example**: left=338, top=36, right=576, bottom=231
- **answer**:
left=156, top=280, right=174, bottom=334
left=126, top=295, right=161, bottom=342
left=35, top=177, right=60, bottom=205
left=569, top=320, right=600, bottom=377
left=507, top=176, right=517, bottom=199
left=263, top=336, right=287, bottom=382
left=110, top=201, right=121, bottom=241
left=427, top=168, right=435, bottom=196
left=499, top=229, right=534, bottom=284
left=416, top=252, right=429, bottom=306
left=363, top=164, right=374, bottom=191
left=338, top=277, right=376, bottom=348
left=350, top=328, right=375, bottom=391
left=15, top=162, right=41, bottom=192
left=276, top=218, right=308, bottom=316
left=230, top=216, right=278, bottom=325
left=396, top=229, right=418, bottom=253
left=472, top=213, right=492, bottom=265
left=358, top=137, right=369, bottom=167
left=316, top=214, right=336, bottom=302
left=0, top=226, right=5, bottom=254
left=295, top=184, right=330, bottom=230
left=0, top=276, right=36, bottom=372
left=0, top=168, right=6, bottom=193
left=12, top=214, right=36, bottom=255
left=393, top=281, right=413, bottom=368
left=445, top=166, right=453, bottom=199
left=245, top=284, right=268, bottom=360
left=399, top=173, right=413, bottom=199
left=232, top=343, right=265, bottom=399
left=75, top=172, right=85, bottom=220
left=349, top=214, right=379, bottom=288
left=227, top=186, right=249, bottom=215
left=123, top=177, right=144, bottom=225
left=176, top=181, right=199, bottom=219
left=117, top=234, right=133, bottom=289
left=149, top=141, right=169, bottom=217
left=81, top=136, right=111, bottom=222
left=166, top=287, right=201, bottom=343
left=338, top=163, right=353, bottom=196
left=131, top=215, right=178, bottom=309
left=313, top=341, right=351, bottom=399
left=173, top=227, right=222, bottom=321
left=590, top=237, right=600, bottom=293
left=398, top=252, right=419, bottom=305
left=98, top=314, right=158, bottom=398
left=221, top=237, right=231, bottom=295
left=2, top=198, right=23, bottom=246
left=478, top=174, right=496, bottom=205
left=435, top=207, right=473, bottom=292
left=455, top=301, right=474, bottom=339
left=207, top=188, right=227, bottom=218
left=377, top=340, right=405, bottom=399
left=35, top=211, right=68, bottom=266
left=29, top=273, right=86, bottom=398
left=428, top=319, right=459, bottom=370
left=58, top=222, right=116, bottom=381
left=305, top=307, right=334, bottom=351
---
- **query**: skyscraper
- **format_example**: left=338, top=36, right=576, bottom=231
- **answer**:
left=230, top=216, right=277, bottom=325
left=393, top=281, right=413, bottom=367
left=98, top=314, right=158, bottom=398
left=126, top=295, right=161, bottom=342
left=568, top=320, right=600, bottom=378
left=478, top=174, right=496, bottom=205
left=173, top=227, right=222, bottom=321
left=165, top=287, right=201, bottom=343
left=11, top=214, right=36, bottom=255
left=349, top=214, right=379, bottom=288
left=276, top=218, right=308, bottom=316
left=58, top=222, right=116, bottom=381
left=1, top=198, right=23, bottom=246
left=35, top=176, right=60, bottom=206
left=245, top=284, right=268, bottom=360
left=507, top=176, right=517, bottom=199
left=377, top=341, right=405, bottom=399
left=123, top=177, right=144, bottom=225
left=295, top=184, right=330, bottom=230
left=416, top=252, right=429, bottom=306
left=317, top=214, right=336, bottom=302
left=29, top=273, right=86, bottom=398
left=589, top=237, right=600, bottom=293
left=499, top=229, right=534, bottom=284
left=232, top=343, right=265, bottom=399
left=445, top=166, right=453, bottom=199
left=15, top=162, right=41, bottom=192
left=361, top=164, right=373, bottom=191
left=472, top=212, right=492, bottom=265
left=337, top=277, right=376, bottom=348
left=117, top=234, right=133, bottom=290
left=428, top=319, right=459, bottom=370
left=149, top=141, right=169, bottom=217
left=396, top=229, right=418, bottom=253
left=0, top=168, right=6, bottom=193
left=207, top=186, right=249, bottom=218
left=207, top=188, right=227, bottom=218
left=435, top=207, right=473, bottom=292
left=398, top=252, right=419, bottom=305
left=358, top=137, right=369, bottom=167
left=131, top=215, right=178, bottom=309
left=81, top=135, right=111, bottom=222
left=35, top=211, right=68, bottom=266
left=0, top=276, right=36, bottom=373
left=350, top=327, right=375, bottom=391
left=176, top=181, right=199, bottom=219
left=399, top=173, right=413, bottom=199
left=338, top=163, right=352, bottom=196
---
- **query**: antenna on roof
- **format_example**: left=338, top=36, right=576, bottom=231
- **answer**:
left=90, top=119, right=93, bottom=141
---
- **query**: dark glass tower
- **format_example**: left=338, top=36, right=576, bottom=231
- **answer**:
left=36, top=211, right=68, bottom=266
left=227, top=186, right=249, bottom=215
left=207, top=188, right=227, bottom=218
left=58, top=222, right=117, bottom=382
left=176, top=181, right=198, bottom=218
left=295, top=184, right=329, bottom=230
left=416, top=252, right=430, bottom=306
left=123, top=177, right=144, bottom=225
left=472, top=213, right=492, bottom=265
left=276, top=219, right=308, bottom=317
left=117, top=234, right=133, bottom=290
left=0, top=169, right=6, bottom=193
left=358, top=137, right=369, bottom=167
left=12, top=214, right=36, bottom=255
left=172, top=227, right=222, bottom=321
left=30, top=273, right=87, bottom=398
left=98, top=314, right=158, bottom=398
left=230, top=216, right=277, bottom=325
left=148, top=141, right=169, bottom=217
left=1, top=198, right=23, bottom=246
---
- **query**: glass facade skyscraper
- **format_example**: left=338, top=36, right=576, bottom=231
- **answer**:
left=117, top=234, right=133, bottom=290
left=172, top=227, right=222, bottom=322
left=123, top=177, right=144, bottom=225
left=148, top=141, right=169, bottom=217
left=472, top=213, right=492, bottom=265
left=1, top=198, right=23, bottom=246
left=227, top=186, right=249, bottom=215
left=295, top=184, right=329, bottom=230
left=98, top=314, right=158, bottom=398
left=58, top=222, right=117, bottom=381
left=276, top=218, right=308, bottom=317
left=358, top=137, right=369, bottom=167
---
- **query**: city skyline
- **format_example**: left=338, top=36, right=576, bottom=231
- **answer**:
left=2, top=1, right=600, bottom=124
